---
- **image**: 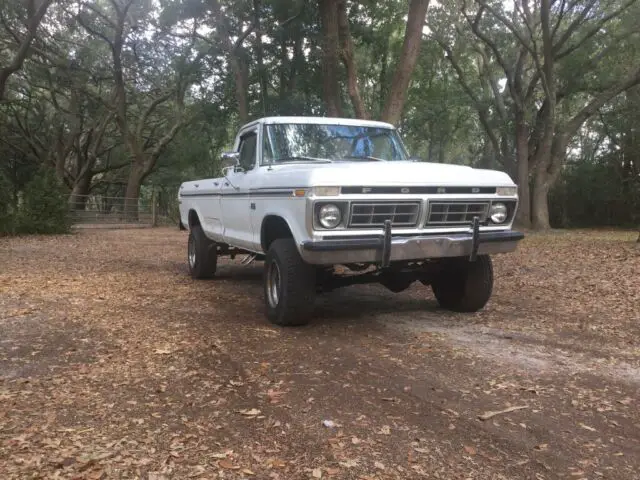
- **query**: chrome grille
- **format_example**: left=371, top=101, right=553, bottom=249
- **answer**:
left=349, top=202, right=420, bottom=228
left=427, top=201, right=489, bottom=225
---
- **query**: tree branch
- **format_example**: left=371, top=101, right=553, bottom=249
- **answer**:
left=477, top=46, right=508, bottom=122
left=462, top=5, right=522, bottom=111
left=564, top=66, right=640, bottom=138
left=338, top=0, right=368, bottom=119
left=77, top=11, right=114, bottom=49
left=0, top=0, right=54, bottom=100
left=0, top=8, right=21, bottom=44
left=135, top=91, right=175, bottom=142
left=234, top=23, right=256, bottom=51
left=476, top=0, right=534, bottom=54
left=92, top=160, right=129, bottom=175
left=550, top=0, right=568, bottom=40
left=436, top=36, right=503, bottom=161
left=146, top=117, right=186, bottom=173
left=552, top=0, right=598, bottom=54
left=280, top=9, right=304, bottom=28
left=555, top=0, right=637, bottom=60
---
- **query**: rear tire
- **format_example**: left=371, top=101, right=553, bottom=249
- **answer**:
left=264, top=238, right=316, bottom=326
left=431, top=255, right=493, bottom=312
left=188, top=225, right=217, bottom=279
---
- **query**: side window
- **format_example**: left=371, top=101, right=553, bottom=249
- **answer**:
left=238, top=132, right=257, bottom=170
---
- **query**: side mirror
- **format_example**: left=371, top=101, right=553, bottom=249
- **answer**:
left=221, top=151, right=240, bottom=169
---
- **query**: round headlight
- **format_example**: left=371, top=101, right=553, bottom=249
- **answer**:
left=318, top=204, right=341, bottom=229
left=490, top=202, right=508, bottom=223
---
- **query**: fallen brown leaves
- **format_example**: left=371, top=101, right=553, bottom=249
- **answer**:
left=491, top=230, right=640, bottom=350
left=1, top=228, right=639, bottom=479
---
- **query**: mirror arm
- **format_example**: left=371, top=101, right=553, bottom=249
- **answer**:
left=222, top=167, right=241, bottom=190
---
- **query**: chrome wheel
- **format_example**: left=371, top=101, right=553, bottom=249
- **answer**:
left=266, top=260, right=281, bottom=308
left=188, top=234, right=196, bottom=269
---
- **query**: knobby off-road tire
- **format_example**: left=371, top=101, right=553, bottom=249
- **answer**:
left=431, top=255, right=493, bottom=312
left=264, top=238, right=316, bottom=326
left=188, top=225, right=217, bottom=279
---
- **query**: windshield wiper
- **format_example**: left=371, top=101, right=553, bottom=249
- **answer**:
left=275, top=156, right=332, bottom=163
left=340, top=155, right=387, bottom=162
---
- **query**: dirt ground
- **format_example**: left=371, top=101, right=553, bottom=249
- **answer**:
left=1, top=228, right=638, bottom=480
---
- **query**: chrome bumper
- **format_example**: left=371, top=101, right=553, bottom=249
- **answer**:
left=299, top=230, right=525, bottom=265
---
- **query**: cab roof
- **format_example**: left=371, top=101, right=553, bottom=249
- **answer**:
left=240, top=116, right=396, bottom=131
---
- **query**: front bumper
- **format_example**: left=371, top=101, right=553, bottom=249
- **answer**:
left=299, top=230, right=525, bottom=265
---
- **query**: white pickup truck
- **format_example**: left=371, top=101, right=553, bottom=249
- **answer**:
left=178, top=116, right=524, bottom=326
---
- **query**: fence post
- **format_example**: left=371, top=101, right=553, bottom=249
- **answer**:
left=152, top=190, right=158, bottom=227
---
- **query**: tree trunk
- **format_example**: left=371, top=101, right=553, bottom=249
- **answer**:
left=278, top=35, right=288, bottom=102
left=69, top=174, right=91, bottom=210
left=318, top=0, right=343, bottom=116
left=500, top=135, right=517, bottom=178
left=230, top=56, right=249, bottom=124
left=380, top=0, right=430, bottom=125
left=514, top=116, right=531, bottom=227
left=124, top=163, right=145, bottom=221
left=427, top=140, right=435, bottom=163
left=253, top=0, right=268, bottom=115
left=337, top=1, right=368, bottom=119
left=531, top=168, right=552, bottom=230
left=378, top=40, right=389, bottom=116
left=516, top=155, right=531, bottom=228
left=437, top=141, right=445, bottom=163
left=209, top=0, right=252, bottom=122
left=477, top=141, right=493, bottom=169
left=288, top=32, right=303, bottom=96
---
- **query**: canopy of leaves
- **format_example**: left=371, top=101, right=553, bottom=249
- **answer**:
left=0, top=0, right=638, bottom=231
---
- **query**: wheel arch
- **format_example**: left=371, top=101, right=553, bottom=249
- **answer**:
left=188, top=209, right=201, bottom=229
left=261, top=215, right=296, bottom=252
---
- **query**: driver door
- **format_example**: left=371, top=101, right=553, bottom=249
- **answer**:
left=221, top=128, right=259, bottom=250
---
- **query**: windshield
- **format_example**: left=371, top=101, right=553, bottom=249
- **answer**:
left=262, top=123, right=409, bottom=164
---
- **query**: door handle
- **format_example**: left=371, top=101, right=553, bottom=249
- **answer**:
left=224, top=182, right=229, bottom=186
left=214, top=182, right=219, bottom=186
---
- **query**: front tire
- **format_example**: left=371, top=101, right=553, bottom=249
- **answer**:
left=264, top=238, right=316, bottom=326
left=431, top=255, right=493, bottom=312
left=188, top=225, right=217, bottom=279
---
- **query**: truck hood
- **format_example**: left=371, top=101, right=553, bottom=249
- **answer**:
left=264, top=161, right=514, bottom=188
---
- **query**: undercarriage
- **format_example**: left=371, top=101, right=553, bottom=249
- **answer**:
left=316, top=260, right=446, bottom=292
left=215, top=241, right=450, bottom=293
left=189, top=224, right=497, bottom=326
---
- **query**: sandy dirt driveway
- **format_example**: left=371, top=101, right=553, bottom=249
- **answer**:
left=0, top=228, right=638, bottom=480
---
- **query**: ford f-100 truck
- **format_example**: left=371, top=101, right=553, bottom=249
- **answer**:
left=179, top=116, right=524, bottom=326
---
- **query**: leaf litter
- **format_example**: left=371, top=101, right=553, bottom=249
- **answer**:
left=0, top=228, right=639, bottom=479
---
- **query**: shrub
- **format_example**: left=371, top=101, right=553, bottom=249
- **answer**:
left=16, top=167, right=71, bottom=234
left=0, top=173, right=15, bottom=236
left=550, top=157, right=640, bottom=229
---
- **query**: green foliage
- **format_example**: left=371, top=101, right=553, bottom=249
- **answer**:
left=1, top=0, right=639, bottom=231
left=550, top=158, right=640, bottom=228
left=15, top=167, right=71, bottom=235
